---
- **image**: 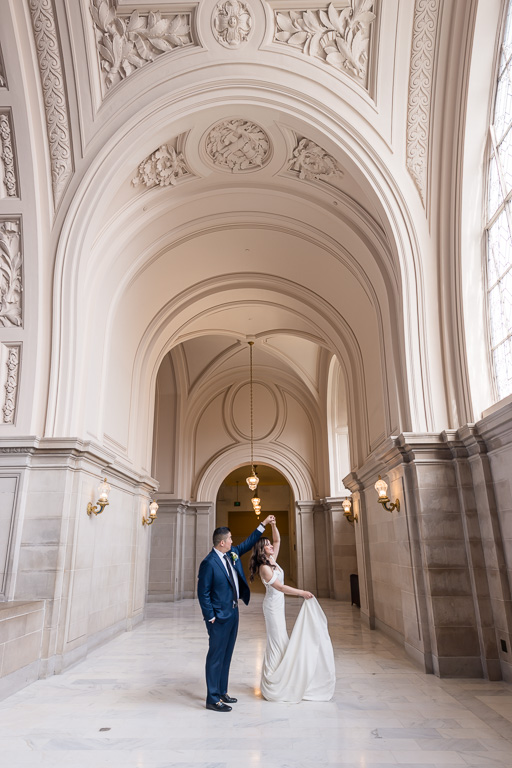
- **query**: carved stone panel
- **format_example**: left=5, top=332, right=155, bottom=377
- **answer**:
left=132, top=141, right=190, bottom=189
left=28, top=0, right=73, bottom=208
left=205, top=118, right=271, bottom=172
left=289, top=137, right=344, bottom=182
left=0, top=344, right=20, bottom=424
left=0, top=220, right=22, bottom=328
left=89, top=1, right=193, bottom=91
left=212, top=1, right=252, bottom=48
left=0, top=112, right=18, bottom=198
left=273, top=2, right=376, bottom=87
left=407, top=0, right=440, bottom=204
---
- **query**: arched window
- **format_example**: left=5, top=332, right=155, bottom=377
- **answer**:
left=486, top=0, right=512, bottom=401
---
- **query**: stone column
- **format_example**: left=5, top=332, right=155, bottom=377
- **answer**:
left=295, top=501, right=317, bottom=592
left=147, top=500, right=188, bottom=602
left=324, top=497, right=357, bottom=601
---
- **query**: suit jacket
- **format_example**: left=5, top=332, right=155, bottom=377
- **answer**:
left=197, top=527, right=263, bottom=622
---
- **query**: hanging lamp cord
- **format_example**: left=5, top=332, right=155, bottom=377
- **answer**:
left=249, top=341, right=254, bottom=469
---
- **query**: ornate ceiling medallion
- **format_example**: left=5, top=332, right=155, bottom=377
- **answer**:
left=274, top=2, right=376, bottom=87
left=289, top=138, right=344, bottom=182
left=89, top=1, right=193, bottom=90
left=132, top=143, right=190, bottom=189
left=213, top=1, right=252, bottom=48
left=204, top=118, right=271, bottom=173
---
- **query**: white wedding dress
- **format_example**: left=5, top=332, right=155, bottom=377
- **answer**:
left=260, top=564, right=336, bottom=703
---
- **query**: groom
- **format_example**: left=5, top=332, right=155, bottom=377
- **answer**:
left=197, top=515, right=275, bottom=711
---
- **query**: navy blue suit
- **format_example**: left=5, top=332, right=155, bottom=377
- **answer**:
left=197, top=527, right=263, bottom=705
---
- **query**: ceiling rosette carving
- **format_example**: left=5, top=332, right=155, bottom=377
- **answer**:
left=89, top=0, right=193, bottom=90
left=289, top=137, right=344, bottom=182
left=274, top=1, right=376, bottom=86
left=0, top=220, right=22, bottom=328
left=212, top=1, right=252, bottom=48
left=132, top=142, right=191, bottom=189
left=205, top=118, right=271, bottom=172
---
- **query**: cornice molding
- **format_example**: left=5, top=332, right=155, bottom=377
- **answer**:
left=28, top=0, right=73, bottom=209
left=406, top=0, right=440, bottom=205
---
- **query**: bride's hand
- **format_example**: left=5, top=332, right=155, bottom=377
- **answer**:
left=302, top=591, right=314, bottom=599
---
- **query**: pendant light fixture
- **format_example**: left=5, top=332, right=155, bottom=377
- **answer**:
left=246, top=341, right=259, bottom=493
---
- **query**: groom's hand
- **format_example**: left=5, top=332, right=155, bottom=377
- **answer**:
left=261, top=515, right=276, bottom=527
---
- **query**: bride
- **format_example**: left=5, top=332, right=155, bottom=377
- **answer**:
left=249, top=519, right=335, bottom=703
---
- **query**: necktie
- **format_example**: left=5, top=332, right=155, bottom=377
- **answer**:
left=223, top=554, right=237, bottom=598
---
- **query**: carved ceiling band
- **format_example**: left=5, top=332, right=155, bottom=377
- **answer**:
left=0, top=220, right=22, bottom=328
left=2, top=345, right=20, bottom=424
left=212, top=1, right=252, bottom=48
left=274, top=1, right=376, bottom=87
left=205, top=118, right=271, bottom=172
left=0, top=113, right=17, bottom=198
left=289, top=137, right=344, bottom=182
left=28, top=0, right=73, bottom=208
left=90, top=1, right=193, bottom=91
left=132, top=143, right=190, bottom=189
left=407, top=0, right=440, bottom=205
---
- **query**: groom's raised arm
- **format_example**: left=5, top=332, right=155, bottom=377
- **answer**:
left=234, top=515, right=275, bottom=557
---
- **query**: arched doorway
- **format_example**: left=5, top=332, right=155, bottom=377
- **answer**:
left=216, top=465, right=296, bottom=594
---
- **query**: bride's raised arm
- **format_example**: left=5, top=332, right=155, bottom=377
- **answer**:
left=271, top=520, right=280, bottom=560
left=259, top=564, right=313, bottom=599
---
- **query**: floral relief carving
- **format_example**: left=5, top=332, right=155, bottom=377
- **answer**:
left=28, top=0, right=73, bottom=208
left=289, top=138, right=344, bottom=181
left=89, top=0, right=193, bottom=90
left=213, top=1, right=252, bottom=48
left=0, top=114, right=17, bottom=198
left=205, top=119, right=270, bottom=172
left=0, top=221, right=22, bottom=328
left=132, top=143, right=190, bottom=189
left=274, top=1, right=376, bottom=85
left=407, top=0, right=440, bottom=204
left=2, top=346, right=20, bottom=424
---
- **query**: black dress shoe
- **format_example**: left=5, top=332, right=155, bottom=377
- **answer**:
left=206, top=701, right=232, bottom=712
left=220, top=694, right=237, bottom=703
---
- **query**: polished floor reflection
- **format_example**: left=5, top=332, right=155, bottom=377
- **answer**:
left=1, top=597, right=512, bottom=767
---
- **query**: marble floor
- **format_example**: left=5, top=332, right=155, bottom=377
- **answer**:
left=1, top=598, right=512, bottom=768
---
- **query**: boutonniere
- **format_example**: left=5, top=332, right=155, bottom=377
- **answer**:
left=230, top=552, right=239, bottom=563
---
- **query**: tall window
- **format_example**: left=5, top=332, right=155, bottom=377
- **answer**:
left=487, top=1, right=512, bottom=401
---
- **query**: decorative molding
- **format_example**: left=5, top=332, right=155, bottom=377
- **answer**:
left=132, top=142, right=190, bottom=189
left=289, top=137, right=344, bottom=181
left=274, top=1, right=376, bottom=86
left=0, top=113, right=18, bottom=198
left=0, top=220, right=22, bottom=328
left=212, top=1, right=252, bottom=48
left=28, top=0, right=73, bottom=208
left=2, top=346, right=20, bottom=424
left=406, top=0, right=440, bottom=204
left=205, top=118, right=271, bottom=172
left=89, top=1, right=193, bottom=90
left=0, top=49, right=6, bottom=88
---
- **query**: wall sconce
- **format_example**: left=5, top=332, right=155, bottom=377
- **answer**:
left=142, top=500, right=159, bottom=526
left=374, top=475, right=400, bottom=512
left=343, top=496, right=358, bottom=523
left=87, top=477, right=111, bottom=516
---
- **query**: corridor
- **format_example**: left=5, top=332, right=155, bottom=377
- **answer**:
left=1, top=598, right=512, bottom=767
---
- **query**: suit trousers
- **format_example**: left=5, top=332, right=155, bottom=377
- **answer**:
left=205, top=607, right=239, bottom=704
